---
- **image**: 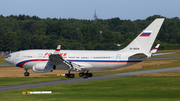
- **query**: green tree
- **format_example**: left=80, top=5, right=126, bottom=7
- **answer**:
left=102, top=30, right=115, bottom=43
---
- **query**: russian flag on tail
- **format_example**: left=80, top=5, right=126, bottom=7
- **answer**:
left=56, top=49, right=60, bottom=51
left=140, top=31, right=152, bottom=37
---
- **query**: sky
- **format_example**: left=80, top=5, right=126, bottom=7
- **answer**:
left=0, top=0, right=180, bottom=21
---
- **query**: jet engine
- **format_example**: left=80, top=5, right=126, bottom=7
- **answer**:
left=32, top=62, right=56, bottom=73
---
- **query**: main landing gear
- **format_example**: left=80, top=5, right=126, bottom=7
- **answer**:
left=24, top=69, right=30, bottom=76
left=64, top=71, right=75, bottom=78
left=79, top=71, right=93, bottom=79
left=62, top=71, right=93, bottom=79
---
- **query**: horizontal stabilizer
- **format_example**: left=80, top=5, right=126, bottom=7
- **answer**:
left=152, top=52, right=175, bottom=56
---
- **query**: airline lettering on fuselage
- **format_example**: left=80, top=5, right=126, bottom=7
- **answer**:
left=44, top=53, right=67, bottom=56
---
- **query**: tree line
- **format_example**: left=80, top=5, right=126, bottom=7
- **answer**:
left=0, top=14, right=180, bottom=51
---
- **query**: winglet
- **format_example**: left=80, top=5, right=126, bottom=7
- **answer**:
left=53, top=44, right=61, bottom=54
left=150, top=44, right=160, bottom=54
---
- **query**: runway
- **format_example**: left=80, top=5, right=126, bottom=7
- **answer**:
left=1, top=66, right=180, bottom=91
left=148, top=56, right=180, bottom=60
left=0, top=64, right=10, bottom=66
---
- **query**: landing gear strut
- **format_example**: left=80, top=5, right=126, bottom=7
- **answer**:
left=79, top=71, right=93, bottom=79
left=24, top=69, right=30, bottom=76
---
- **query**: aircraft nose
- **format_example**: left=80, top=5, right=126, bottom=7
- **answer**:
left=4, top=58, right=9, bottom=63
left=4, top=58, right=8, bottom=62
left=4, top=56, right=13, bottom=65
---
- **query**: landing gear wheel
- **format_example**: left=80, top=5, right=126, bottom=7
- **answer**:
left=83, top=74, right=89, bottom=79
left=65, top=74, right=69, bottom=78
left=24, top=72, right=30, bottom=76
left=88, top=73, right=93, bottom=77
left=24, top=69, right=29, bottom=76
left=79, top=73, right=83, bottom=77
left=70, top=74, right=75, bottom=78
left=79, top=70, right=93, bottom=79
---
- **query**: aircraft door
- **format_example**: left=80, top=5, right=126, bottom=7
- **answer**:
left=38, top=53, right=43, bottom=60
left=116, top=54, right=121, bottom=61
left=15, top=53, right=20, bottom=61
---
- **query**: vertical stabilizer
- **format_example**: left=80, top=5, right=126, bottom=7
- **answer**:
left=53, top=44, right=61, bottom=54
left=121, top=18, right=165, bottom=54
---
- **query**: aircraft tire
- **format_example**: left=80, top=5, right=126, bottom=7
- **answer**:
left=69, top=74, right=74, bottom=78
left=24, top=72, right=30, bottom=76
left=65, top=74, right=69, bottom=78
left=79, top=73, right=83, bottom=77
left=88, top=73, right=93, bottom=77
left=83, top=74, right=88, bottom=79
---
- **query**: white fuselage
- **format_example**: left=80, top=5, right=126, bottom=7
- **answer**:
left=5, top=49, right=143, bottom=71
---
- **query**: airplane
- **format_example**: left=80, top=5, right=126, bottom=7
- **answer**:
left=4, top=18, right=165, bottom=79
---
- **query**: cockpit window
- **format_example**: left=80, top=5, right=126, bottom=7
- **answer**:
left=6, top=55, right=11, bottom=58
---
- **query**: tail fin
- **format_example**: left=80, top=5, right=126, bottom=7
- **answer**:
left=150, top=43, right=160, bottom=54
left=53, top=44, right=61, bottom=54
left=122, top=18, right=165, bottom=54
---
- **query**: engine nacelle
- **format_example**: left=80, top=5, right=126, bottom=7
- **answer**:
left=32, top=62, right=56, bottom=73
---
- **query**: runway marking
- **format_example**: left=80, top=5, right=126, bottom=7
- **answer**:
left=22, top=91, right=52, bottom=94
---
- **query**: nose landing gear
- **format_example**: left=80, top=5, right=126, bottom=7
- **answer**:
left=24, top=69, right=30, bottom=76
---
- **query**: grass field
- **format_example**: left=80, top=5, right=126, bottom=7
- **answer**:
left=1, top=77, right=180, bottom=101
left=0, top=55, right=7, bottom=63
left=0, top=77, right=66, bottom=86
